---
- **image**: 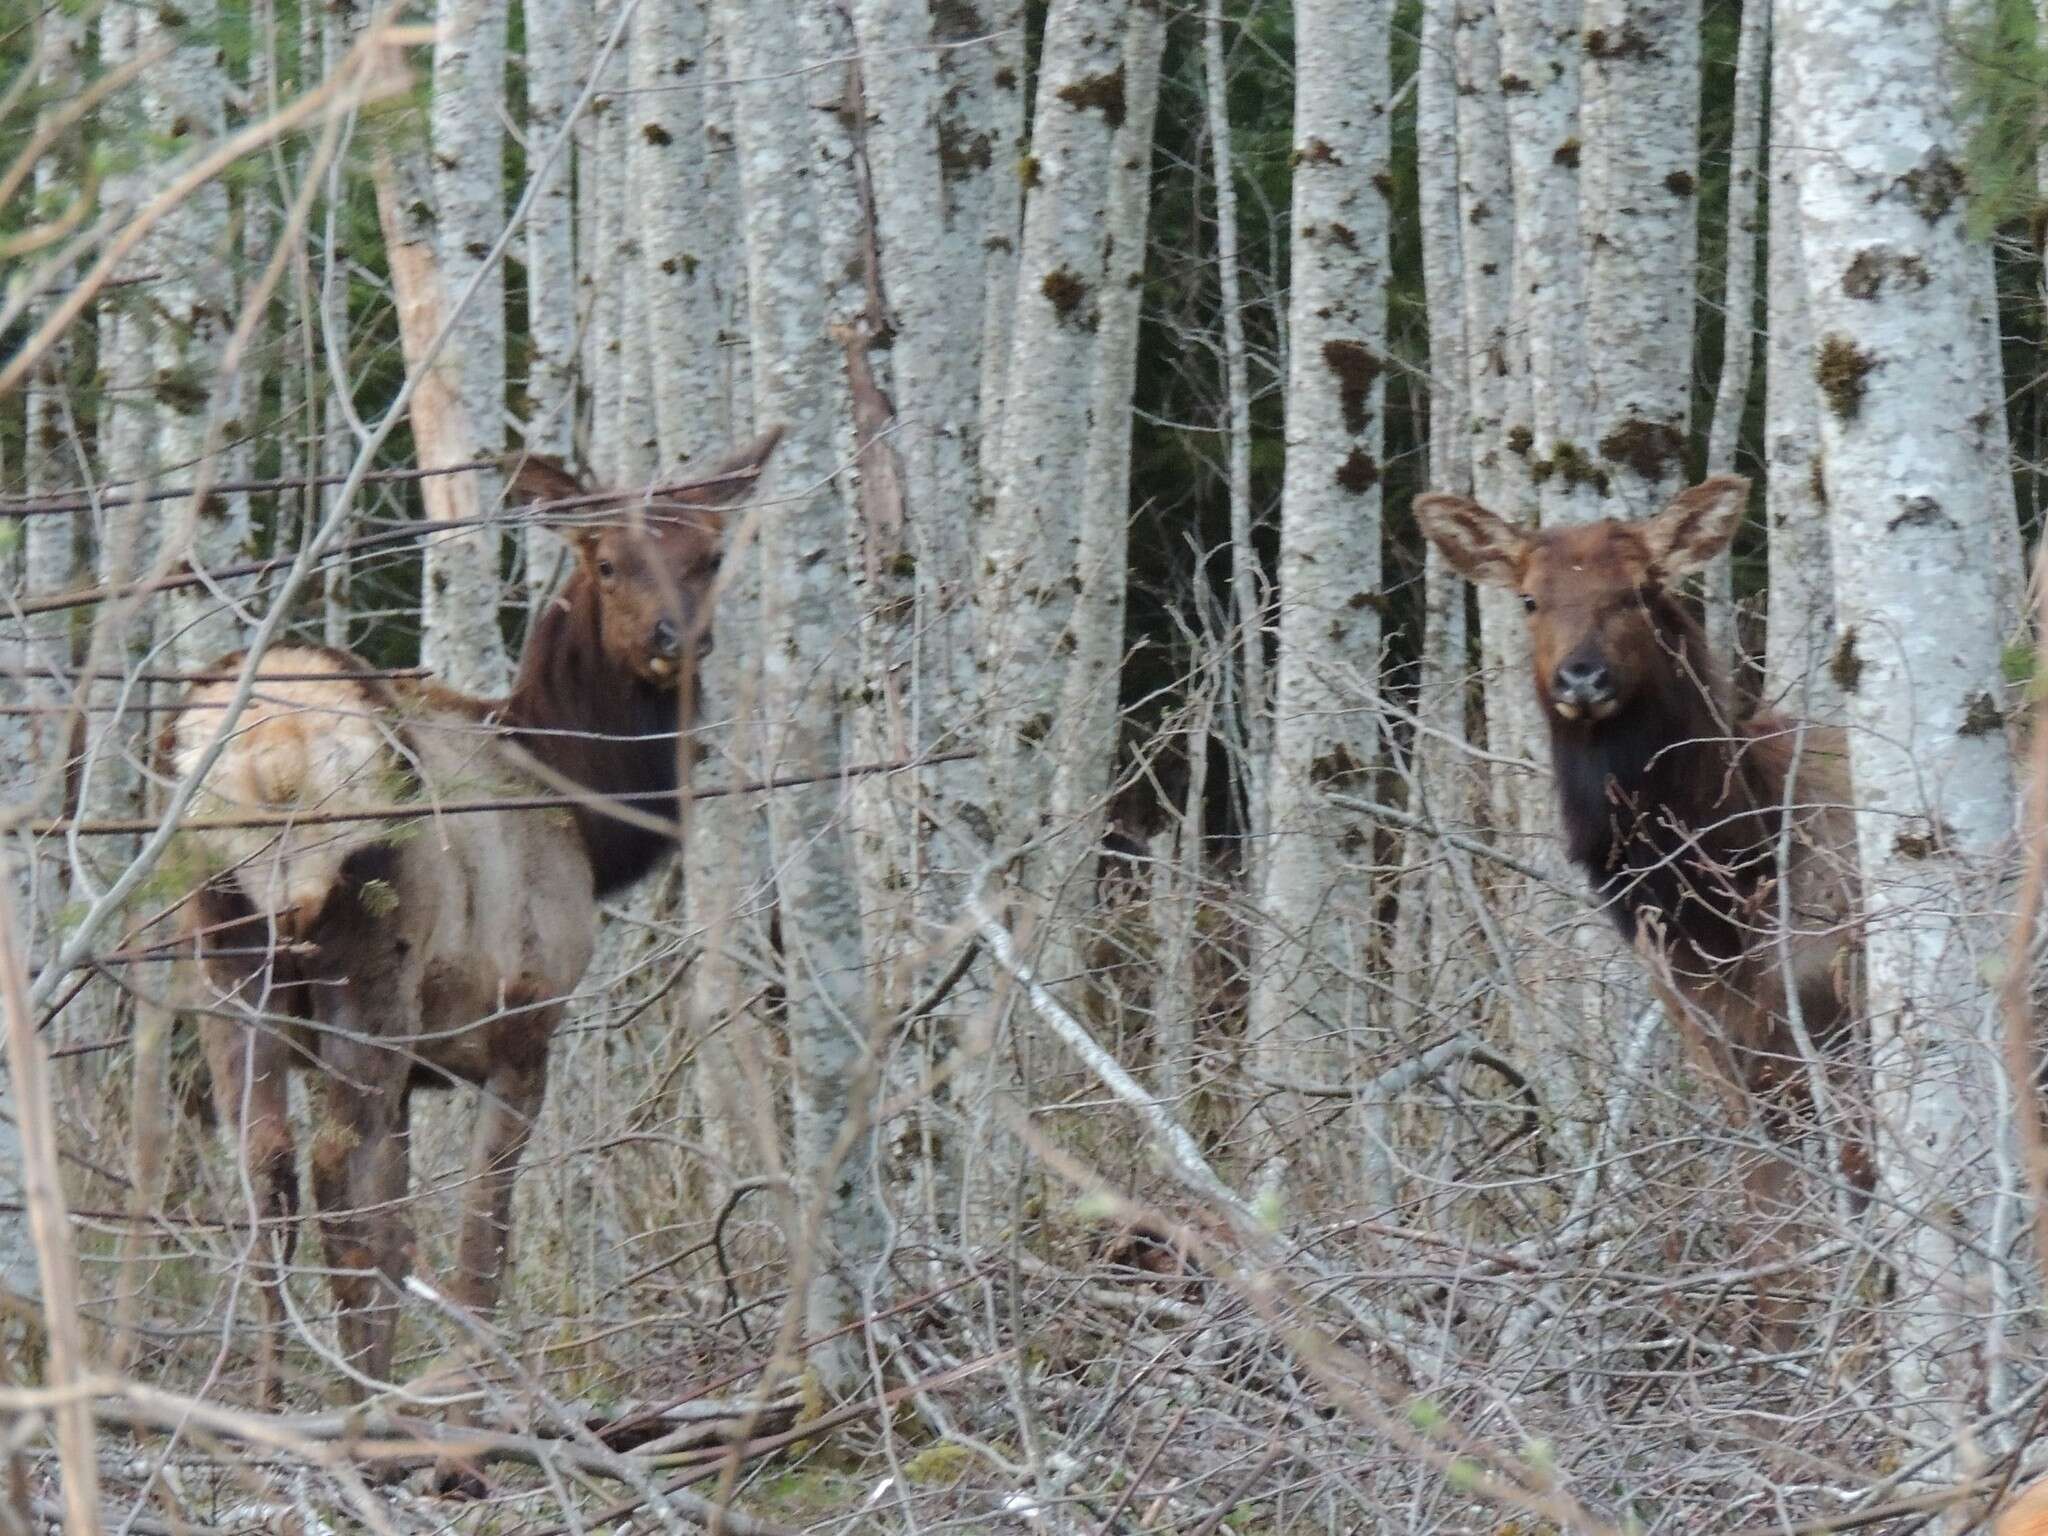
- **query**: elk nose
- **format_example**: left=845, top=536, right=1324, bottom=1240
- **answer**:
left=1553, top=659, right=1615, bottom=708
left=651, top=617, right=681, bottom=658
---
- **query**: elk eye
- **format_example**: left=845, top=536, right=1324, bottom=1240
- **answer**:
left=596, top=559, right=616, bottom=580
left=1520, top=593, right=1538, bottom=614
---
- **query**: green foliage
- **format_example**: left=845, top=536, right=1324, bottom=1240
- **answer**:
left=1956, top=0, right=2048, bottom=238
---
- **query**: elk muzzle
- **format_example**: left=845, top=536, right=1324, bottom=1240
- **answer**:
left=1551, top=657, right=1617, bottom=721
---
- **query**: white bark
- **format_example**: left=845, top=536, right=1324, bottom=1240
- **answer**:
left=1251, top=0, right=1390, bottom=1175
left=1761, top=36, right=1840, bottom=722
left=522, top=0, right=580, bottom=609
left=719, top=0, right=883, bottom=1389
left=427, top=0, right=510, bottom=686
left=1498, top=0, right=1599, bottom=525
left=143, top=0, right=243, bottom=672
left=632, top=0, right=724, bottom=471
left=1702, top=0, right=1767, bottom=665
left=1783, top=0, right=2018, bottom=1444
left=586, top=10, right=628, bottom=483
left=1451, top=0, right=1541, bottom=818
left=1204, top=1, right=1268, bottom=847
left=966, top=1, right=1028, bottom=504
left=1581, top=0, right=1700, bottom=516
left=1044, top=6, right=1166, bottom=925
left=975, top=0, right=1129, bottom=854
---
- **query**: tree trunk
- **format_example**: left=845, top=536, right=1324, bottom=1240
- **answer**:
left=976, top=0, right=1131, bottom=860
left=1250, top=0, right=1390, bottom=1186
left=1204, top=1, right=1269, bottom=849
left=1499, top=0, right=1599, bottom=526
left=1451, top=0, right=1541, bottom=818
left=1782, top=0, right=2018, bottom=1448
left=1761, top=31, right=1840, bottom=722
left=966, top=0, right=1028, bottom=505
left=428, top=0, right=510, bottom=686
left=632, top=0, right=724, bottom=472
left=1702, top=0, right=1766, bottom=666
left=718, top=0, right=884, bottom=1391
left=373, top=151, right=510, bottom=695
left=522, top=0, right=580, bottom=610
left=1581, top=0, right=1700, bottom=517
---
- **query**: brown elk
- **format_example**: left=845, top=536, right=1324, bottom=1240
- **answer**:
left=1413, top=474, right=1870, bottom=1340
left=166, top=429, right=778, bottom=1416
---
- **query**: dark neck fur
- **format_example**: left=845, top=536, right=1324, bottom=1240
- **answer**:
left=503, top=588, right=684, bottom=895
left=1549, top=593, right=1780, bottom=967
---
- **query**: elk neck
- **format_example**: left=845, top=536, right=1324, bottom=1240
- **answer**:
left=1545, top=589, right=1779, bottom=966
left=502, top=579, right=687, bottom=895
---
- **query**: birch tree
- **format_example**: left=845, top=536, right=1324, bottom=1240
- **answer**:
left=521, top=0, right=580, bottom=609
left=1251, top=0, right=1390, bottom=1178
left=1451, top=0, right=1541, bottom=810
left=1782, top=0, right=2018, bottom=1443
left=143, top=1, right=242, bottom=673
left=718, top=0, right=884, bottom=1389
left=1761, top=33, right=1840, bottom=721
left=1205, top=2, right=1268, bottom=845
left=632, top=0, right=723, bottom=471
left=965, top=1, right=1029, bottom=496
left=1498, top=0, right=1598, bottom=526
left=975, top=0, right=1130, bottom=859
left=1702, top=0, right=1766, bottom=665
left=426, top=0, right=510, bottom=689
left=1581, top=0, right=1700, bottom=517
left=1043, top=5, right=1167, bottom=955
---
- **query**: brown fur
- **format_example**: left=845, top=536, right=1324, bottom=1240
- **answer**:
left=174, top=430, right=779, bottom=1410
left=1415, top=476, right=1870, bottom=1345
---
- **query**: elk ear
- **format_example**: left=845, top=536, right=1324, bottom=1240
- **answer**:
left=668, top=425, right=785, bottom=508
left=1412, top=492, right=1529, bottom=589
left=1642, top=475, right=1748, bottom=578
left=500, top=451, right=591, bottom=509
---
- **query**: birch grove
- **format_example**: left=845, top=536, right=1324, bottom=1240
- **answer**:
left=6, top=5, right=2048, bottom=1530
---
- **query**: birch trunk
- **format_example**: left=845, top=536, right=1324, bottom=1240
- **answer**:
left=1702, top=0, right=1767, bottom=665
left=1041, top=5, right=1166, bottom=974
left=1397, top=0, right=1474, bottom=1061
left=1451, top=0, right=1541, bottom=816
left=142, top=0, right=241, bottom=671
left=719, top=0, right=884, bottom=1390
left=374, top=152, right=509, bottom=694
left=1250, top=0, right=1390, bottom=1183
left=587, top=12, right=628, bottom=483
left=1761, top=34, right=1840, bottom=722
left=522, top=0, right=580, bottom=609
left=966, top=1, right=1028, bottom=502
left=1581, top=0, right=1700, bottom=517
left=1204, top=1, right=1268, bottom=849
left=1782, top=0, right=2018, bottom=1446
left=1498, top=0, right=1599, bottom=526
left=428, top=0, right=509, bottom=687
left=976, top=0, right=1130, bottom=860
left=632, top=0, right=724, bottom=471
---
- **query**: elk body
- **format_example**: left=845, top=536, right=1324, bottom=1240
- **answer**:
left=169, top=430, right=778, bottom=1408
left=1414, top=475, right=1870, bottom=1334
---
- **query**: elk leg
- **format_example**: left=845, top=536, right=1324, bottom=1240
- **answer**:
left=449, top=1042, right=550, bottom=1319
left=309, top=1049, right=414, bottom=1395
left=200, top=1017, right=299, bottom=1408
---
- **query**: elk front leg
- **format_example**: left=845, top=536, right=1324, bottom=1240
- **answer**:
left=200, top=1017, right=299, bottom=1407
left=449, top=1035, right=552, bottom=1319
left=309, top=1049, right=414, bottom=1396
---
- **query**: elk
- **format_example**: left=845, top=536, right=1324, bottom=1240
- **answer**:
left=167, top=429, right=779, bottom=1415
left=1413, top=475, right=1869, bottom=1339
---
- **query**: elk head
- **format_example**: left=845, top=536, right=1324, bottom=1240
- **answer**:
left=1413, top=475, right=1748, bottom=723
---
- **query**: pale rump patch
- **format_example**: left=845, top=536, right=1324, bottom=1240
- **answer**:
left=169, top=647, right=402, bottom=934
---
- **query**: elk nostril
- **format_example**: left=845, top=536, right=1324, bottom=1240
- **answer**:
left=1555, top=660, right=1614, bottom=700
left=651, top=618, right=680, bottom=658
